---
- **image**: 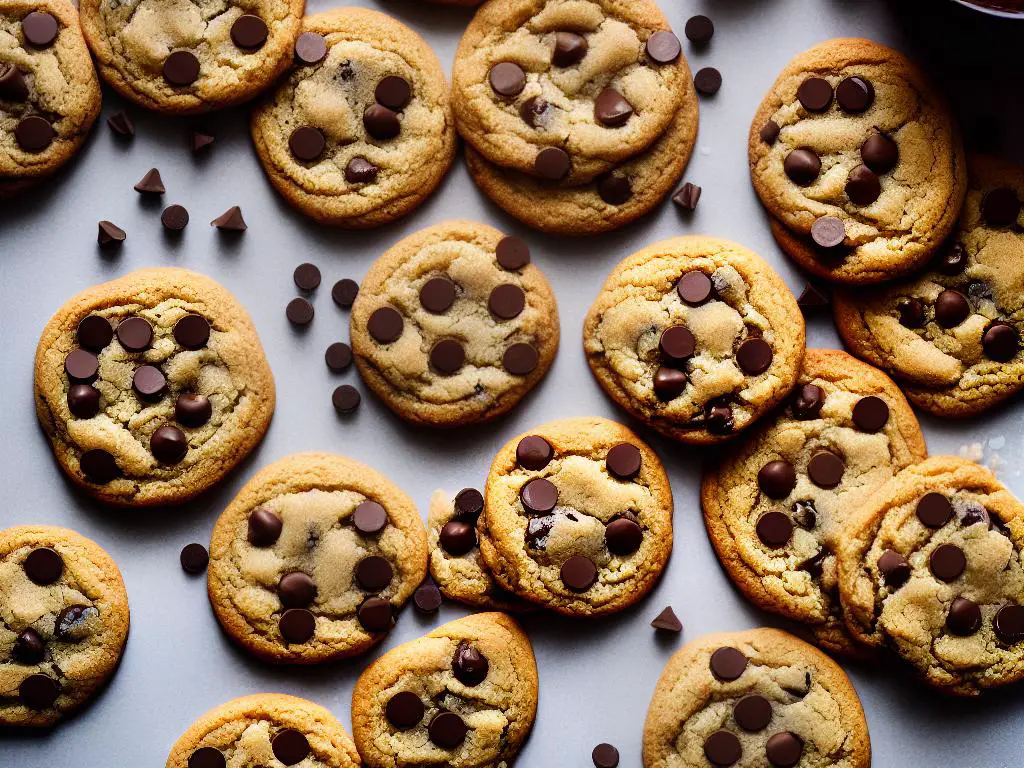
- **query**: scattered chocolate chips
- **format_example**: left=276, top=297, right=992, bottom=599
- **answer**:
left=684, top=15, right=714, bottom=44
left=368, top=307, right=404, bottom=343
left=176, top=394, right=212, bottom=427
left=332, top=385, right=361, bottom=414
left=994, top=604, right=1024, bottom=644
left=278, top=571, right=316, bottom=608
left=489, top=284, right=526, bottom=319
left=878, top=550, right=911, bottom=588
left=810, top=216, right=845, bottom=249
left=413, top=581, right=443, bottom=613
left=704, top=730, right=741, bottom=766
left=453, top=641, right=489, bottom=686
left=983, top=322, right=1019, bottom=362
left=98, top=220, right=126, bottom=246
left=737, top=338, right=773, bottom=375
left=231, top=14, right=268, bottom=50
left=211, top=206, right=246, bottom=231
left=651, top=606, right=682, bottom=633
left=325, top=342, right=353, bottom=372
left=934, top=289, right=970, bottom=328
left=67, top=384, right=100, bottom=418
left=946, top=596, right=981, bottom=636
left=561, top=555, right=598, bottom=591
left=191, top=131, right=215, bottom=153
left=164, top=50, right=200, bottom=86
left=248, top=508, right=283, bottom=546
left=294, top=32, right=327, bottom=64
left=386, top=691, right=424, bottom=729
left=429, top=711, right=468, bottom=748
left=734, top=695, right=772, bottom=732
left=917, top=493, right=953, bottom=528
left=861, top=132, right=898, bottom=174
left=496, top=236, right=530, bottom=270
left=709, top=646, right=746, bottom=681
left=846, top=165, right=881, bottom=206
left=286, top=297, right=314, bottom=325
left=133, top=365, right=167, bottom=399
left=117, top=317, right=153, bottom=351
left=65, top=349, right=99, bottom=382
left=760, top=120, right=781, bottom=145
left=151, top=424, right=188, bottom=464
left=107, top=110, right=134, bottom=137
left=981, top=187, right=1021, bottom=228
left=521, top=478, right=558, bottom=514
left=606, top=443, right=642, bottom=480
left=797, top=283, right=830, bottom=313
left=605, top=517, right=643, bottom=555
left=677, top=270, right=713, bottom=305
left=807, top=451, right=844, bottom=489
left=489, top=62, right=526, bottom=97
left=503, top=342, right=539, bottom=375
left=293, top=263, right=322, bottom=292
left=80, top=449, right=119, bottom=483
left=672, top=182, right=702, bottom=211
left=792, top=384, right=824, bottom=419
left=852, top=396, right=889, bottom=433
left=766, top=732, right=803, bottom=767
left=553, top=31, right=588, bottom=67
left=897, top=297, right=925, bottom=328
left=279, top=608, right=316, bottom=644
left=15, top=115, right=54, bottom=152
left=430, top=339, right=465, bottom=374
left=594, top=88, right=633, bottom=127
left=654, top=366, right=687, bottom=400
left=930, top=543, right=967, bottom=582
left=784, top=148, right=821, bottom=186
left=694, top=67, right=722, bottom=96
left=364, top=104, right=401, bottom=140
left=440, top=520, right=476, bottom=556
left=272, top=729, right=310, bottom=765
left=758, top=460, right=796, bottom=499
left=19, top=674, right=59, bottom=710
left=134, top=168, right=165, bottom=195
left=756, top=511, right=793, bottom=549
left=646, top=31, right=681, bottom=63
left=375, top=76, right=412, bottom=111
left=161, top=204, right=189, bottom=231
left=534, top=146, right=570, bottom=180
left=798, top=77, right=833, bottom=112
left=332, top=279, right=359, bottom=308
left=13, top=628, right=45, bottom=665
left=289, top=126, right=325, bottom=162
left=174, top=314, right=211, bottom=349
left=188, top=748, right=225, bottom=768
left=517, top=435, right=553, bottom=470
left=180, top=543, right=209, bottom=574
left=836, top=76, right=874, bottom=113
left=24, top=547, right=64, bottom=585
left=22, top=11, right=59, bottom=47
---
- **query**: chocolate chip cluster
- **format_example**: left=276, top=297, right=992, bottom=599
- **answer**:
left=3, top=10, right=61, bottom=153
left=162, top=14, right=271, bottom=88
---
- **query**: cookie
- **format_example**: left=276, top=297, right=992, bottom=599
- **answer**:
left=0, top=525, right=129, bottom=728
left=452, top=0, right=690, bottom=183
left=79, top=0, right=304, bottom=114
left=351, top=612, right=538, bottom=768
left=207, top=453, right=428, bottom=663
left=34, top=267, right=275, bottom=507
left=584, top=236, right=805, bottom=444
left=251, top=7, right=455, bottom=228
left=834, top=155, right=1024, bottom=417
left=166, top=693, right=361, bottom=768
left=465, top=91, right=698, bottom=235
left=351, top=221, right=559, bottom=427
left=0, top=0, right=101, bottom=189
left=480, top=417, right=672, bottom=616
left=701, top=349, right=927, bottom=657
left=642, top=628, right=871, bottom=768
left=749, top=38, right=966, bottom=284
left=839, top=456, right=1024, bottom=696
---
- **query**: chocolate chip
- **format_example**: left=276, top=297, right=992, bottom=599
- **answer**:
left=797, top=283, right=830, bottom=313
left=188, top=747, right=225, bottom=768
left=917, top=493, right=953, bottom=528
left=191, top=131, right=214, bottom=153
left=934, top=289, right=970, bottom=328
left=375, top=76, right=411, bottom=110
left=994, top=604, right=1024, bottom=643
left=368, top=307, right=404, bottom=343
left=117, top=317, right=153, bottom=351
left=861, top=132, right=899, bottom=174
left=284, top=297, right=314, bottom=326
left=440, top=519, right=476, bottom=556
left=13, top=628, right=45, bottom=665
left=279, top=572, right=316, bottom=607
left=24, top=547, right=63, bottom=585
left=22, top=12, right=58, bottom=47
left=333, top=385, right=361, bottom=414
left=496, top=236, right=530, bottom=270
left=846, top=164, right=881, bottom=206
left=98, top=220, right=126, bottom=246
left=430, top=340, right=465, bottom=375
left=852, top=396, right=889, bottom=433
left=332, top=279, right=359, bottom=307
left=705, top=401, right=734, bottom=434
left=760, top=120, right=781, bottom=145
left=63, top=370, right=97, bottom=403
left=650, top=606, right=682, bottom=633
left=784, top=148, right=821, bottom=185
left=152, top=424, right=188, bottom=464
left=161, top=204, right=189, bottom=231
left=429, top=711, right=468, bottom=748
left=694, top=67, right=722, bottom=96
left=605, top=517, right=643, bottom=555
left=525, top=516, right=554, bottom=549
left=552, top=32, right=588, bottom=67
left=272, top=729, right=310, bottom=765
left=960, top=504, right=991, bottom=528
left=981, top=187, right=1021, bottom=227
left=294, top=32, right=327, bottom=64
left=133, top=365, right=167, bottom=399
left=930, top=543, right=967, bottom=582
left=646, top=31, right=681, bottom=63
left=756, top=511, right=793, bottom=549
left=791, top=386, right=825, bottom=421
left=521, top=478, right=558, bottom=514
left=836, top=76, right=874, bottom=113
left=672, top=182, right=701, bottom=211
left=810, top=216, right=846, bottom=249
left=489, top=62, right=526, bottom=96
left=340, top=158, right=378, bottom=187
left=231, top=14, right=267, bottom=50
left=798, top=77, right=833, bottom=112
left=897, top=297, right=925, bottom=328
left=654, top=366, right=687, bottom=400
left=517, top=435, right=553, bottom=470
left=364, top=104, right=401, bottom=140
left=293, top=263, right=321, bottom=292
left=386, top=691, right=424, bottom=729
left=489, top=284, right=526, bottom=320
left=55, top=607, right=93, bottom=642
left=503, top=342, right=539, bottom=375
left=737, top=338, right=773, bottom=375
left=684, top=14, right=714, bottom=44
left=107, top=110, right=134, bottom=137
left=591, top=742, right=620, bottom=768
left=677, top=270, right=713, bottom=305
left=598, top=174, right=631, bottom=205
left=75, top=313, right=113, bottom=349
left=766, top=732, right=803, bottom=767
left=179, top=543, right=208, bottom=574
left=703, top=731, right=741, bottom=766
left=80, top=449, right=119, bottom=483
left=413, top=581, right=443, bottom=613
left=347, top=501, right=387, bottom=538
left=19, top=674, right=59, bottom=710
left=734, top=695, right=772, bottom=732
left=758, top=460, right=796, bottom=499
left=15, top=115, right=54, bottom=152
left=134, top=168, right=165, bottom=195
left=174, top=314, right=211, bottom=350
left=594, top=88, right=633, bottom=127
left=355, top=556, right=393, bottom=593
left=983, top=322, right=1019, bottom=362
left=659, top=326, right=696, bottom=363
left=211, top=206, right=246, bottom=233
left=946, top=596, right=981, bottom=636
left=248, top=509, right=283, bottom=547
left=519, top=95, right=549, bottom=128
left=534, top=147, right=570, bottom=180
left=452, top=641, right=489, bottom=686
left=279, top=608, right=316, bottom=644
left=709, top=646, right=746, bottom=681
left=325, top=342, right=353, bottom=372
left=289, top=126, right=325, bottom=162
left=807, top=451, right=844, bottom=489
left=606, top=443, right=642, bottom=481
left=65, top=349, right=99, bottom=382
left=792, top=500, right=817, bottom=530
left=878, top=550, right=911, bottom=588
left=936, top=243, right=968, bottom=275
left=799, top=547, right=828, bottom=577
left=163, top=50, right=200, bottom=86
left=455, top=488, right=484, bottom=518
left=561, top=555, right=597, bottom=591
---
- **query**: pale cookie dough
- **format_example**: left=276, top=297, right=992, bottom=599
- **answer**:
left=166, top=693, right=361, bottom=768
left=351, top=612, right=538, bottom=768
left=834, top=155, right=1024, bottom=417
left=207, top=453, right=428, bottom=664
left=34, top=268, right=275, bottom=507
left=251, top=7, right=455, bottom=228
left=839, top=456, right=1024, bottom=696
left=79, top=0, right=304, bottom=114
left=749, top=38, right=966, bottom=284
left=584, top=236, right=805, bottom=445
left=0, top=525, right=129, bottom=728
left=643, top=628, right=871, bottom=768
left=452, top=0, right=690, bottom=183
left=0, top=0, right=101, bottom=187
left=481, top=417, right=672, bottom=616
left=702, top=349, right=927, bottom=657
left=351, top=221, right=560, bottom=427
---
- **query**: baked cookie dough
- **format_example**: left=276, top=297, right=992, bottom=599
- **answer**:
left=452, top=0, right=690, bottom=183
left=0, top=525, right=129, bottom=728
left=0, top=0, right=101, bottom=189
left=480, top=417, right=672, bottom=616
left=839, top=456, right=1024, bottom=696
left=351, top=221, right=560, bottom=427
left=351, top=612, right=537, bottom=768
left=251, top=7, right=455, bottom=228
left=834, top=155, right=1024, bottom=417
left=166, top=693, right=361, bottom=768
left=702, top=349, right=927, bottom=657
left=79, top=0, right=304, bottom=114
left=207, top=453, right=428, bottom=663
left=584, top=236, right=805, bottom=444
left=643, top=628, right=871, bottom=768
left=749, top=38, right=966, bottom=284
left=34, top=268, right=275, bottom=507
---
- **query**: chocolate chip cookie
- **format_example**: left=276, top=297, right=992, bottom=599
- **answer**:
left=584, top=236, right=805, bottom=444
left=207, top=453, right=428, bottom=663
left=643, top=628, right=871, bottom=768
left=251, top=7, right=455, bottom=228
left=834, top=155, right=1024, bottom=417
left=480, top=417, right=672, bottom=616
left=79, top=0, right=304, bottom=114
left=452, top=0, right=690, bottom=183
left=166, top=693, right=361, bottom=768
left=702, top=349, right=927, bottom=657
left=839, top=456, right=1024, bottom=695
left=34, top=268, right=275, bottom=507
left=351, top=221, right=559, bottom=426
left=351, top=612, right=538, bottom=768
left=0, top=525, right=129, bottom=728
left=749, top=38, right=966, bottom=284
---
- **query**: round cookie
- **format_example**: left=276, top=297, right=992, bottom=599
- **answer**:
left=701, top=349, right=927, bottom=657
left=207, top=453, right=428, bottom=663
left=643, top=628, right=871, bottom=768
left=351, top=221, right=559, bottom=427
left=251, top=7, right=455, bottom=228
left=34, top=268, right=275, bottom=507
left=749, top=38, right=966, bottom=284
left=834, top=155, right=1024, bottom=417
left=480, top=417, right=672, bottom=616
left=584, top=236, right=805, bottom=445
left=166, top=693, right=361, bottom=768
left=79, top=0, right=304, bottom=114
left=351, top=612, right=538, bottom=768
left=839, top=456, right=1024, bottom=696
left=0, top=525, right=129, bottom=728
left=452, top=0, right=690, bottom=183
left=0, top=0, right=101, bottom=188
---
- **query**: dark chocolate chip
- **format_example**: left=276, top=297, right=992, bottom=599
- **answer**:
left=811, top=216, right=846, bottom=249
left=133, top=365, right=167, bottom=399
left=368, top=307, right=404, bottom=343
left=375, top=76, right=411, bottom=111
left=453, top=641, right=489, bottom=686
left=489, top=284, right=526, bottom=319
left=413, top=581, right=443, bottom=613
left=248, top=508, right=283, bottom=547
left=766, top=732, right=803, bottom=767
left=846, top=164, right=881, bottom=205
left=758, top=460, right=796, bottom=499
left=430, top=339, right=465, bottom=375
left=364, top=104, right=400, bottom=140
left=917, top=493, right=953, bottom=528
left=24, top=548, right=63, bottom=585
left=440, top=520, right=476, bottom=556
left=703, top=731, right=741, bottom=766
left=520, top=95, right=549, bottom=127
left=386, top=691, right=424, bottom=729
left=705, top=401, right=734, bottom=434
left=852, top=396, right=889, bottom=433
left=188, top=748, right=225, bottom=768
left=760, top=120, right=781, bottom=145
left=653, top=366, right=687, bottom=400
left=792, top=384, right=825, bottom=419
left=517, top=435, right=553, bottom=470
left=289, top=126, right=325, bottom=162
left=55, top=606, right=99, bottom=649
left=646, top=31, right=681, bottom=63
left=353, top=500, right=388, bottom=536
left=983, top=322, right=1018, bottom=362
left=163, top=50, right=200, bottom=86
left=836, top=76, right=874, bottom=113
left=982, top=187, right=1021, bottom=228
left=560, top=555, right=597, bottom=591
left=133, top=168, right=165, bottom=195
left=709, top=646, right=746, bottom=680
left=694, top=67, right=722, bottom=96
left=455, top=488, right=484, bottom=518
left=98, top=220, right=126, bottom=246
left=231, top=14, right=268, bottom=50
left=797, top=283, right=830, bottom=312
left=756, top=511, right=793, bottom=549
left=191, top=131, right=215, bottom=153
left=934, top=289, right=970, bottom=328
left=345, top=157, right=378, bottom=184
left=994, top=604, right=1024, bottom=644
left=211, top=205, right=246, bottom=231
left=19, top=674, right=59, bottom=710
left=552, top=32, right=588, bottom=67
left=878, top=550, right=911, bottom=588
left=672, top=182, right=701, bottom=211
left=946, top=596, right=981, bottom=636
left=161, top=204, right=189, bottom=231
left=798, top=77, right=833, bottom=112
left=151, top=424, right=188, bottom=464
left=598, top=174, right=631, bottom=205
left=677, top=270, right=713, bottom=305
left=659, top=325, right=695, bottom=362
left=897, top=297, right=925, bottom=328
left=15, top=115, right=54, bottom=152
left=534, top=147, right=570, bottom=180
left=65, top=349, right=99, bottom=382
left=294, top=32, right=327, bottom=64
left=332, top=385, right=361, bottom=414
left=734, top=695, right=772, bottom=732
left=496, top=236, right=530, bottom=270
left=807, top=451, right=844, bottom=489
left=179, top=543, right=209, bottom=574
left=332, top=279, right=359, bottom=308
left=650, top=606, right=682, bottom=633
left=594, top=88, right=633, bottom=127
left=521, top=478, right=558, bottom=514
left=78, top=315, right=114, bottom=351
left=792, top=500, right=817, bottom=530
left=107, top=110, right=133, bottom=137
left=22, top=12, right=59, bottom=47
left=325, top=342, right=353, bottom=372
left=429, top=711, right=468, bottom=748
left=936, top=243, right=968, bottom=275
left=605, top=517, right=643, bottom=555
left=13, top=628, right=45, bottom=664
left=279, top=608, right=316, bottom=644
left=737, top=338, right=773, bottom=375
left=174, top=314, right=211, bottom=349
left=592, top=742, right=620, bottom=768
left=503, top=342, right=539, bottom=375
left=489, top=62, right=526, bottom=96
left=356, top=555, right=393, bottom=592
left=272, top=729, right=310, bottom=765
left=684, top=15, right=714, bottom=44
left=80, top=449, right=119, bottom=483
left=293, top=263, right=321, bottom=292
left=278, top=571, right=316, bottom=608
left=525, top=516, right=554, bottom=549
left=784, top=148, right=821, bottom=186
left=930, top=543, right=966, bottom=582
left=861, top=132, right=898, bottom=174
left=606, top=443, right=642, bottom=480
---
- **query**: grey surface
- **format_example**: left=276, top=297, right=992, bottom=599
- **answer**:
left=2, top=0, right=1023, bottom=765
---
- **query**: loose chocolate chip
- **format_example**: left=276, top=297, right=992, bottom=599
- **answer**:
left=897, top=297, right=925, bottom=328
left=605, top=517, right=643, bottom=555
left=430, top=339, right=465, bottom=374
left=368, top=307, right=404, bottom=343
left=356, top=556, right=393, bottom=593
left=440, top=520, right=476, bottom=555
left=164, top=50, right=200, bottom=86
left=65, top=349, right=99, bottom=382
left=117, top=317, right=153, bottom=352
left=710, top=646, right=747, bottom=681
left=77, top=315, right=114, bottom=352
left=455, top=488, right=484, bottom=518
left=293, top=263, right=321, bottom=292
left=188, top=747, right=225, bottom=768
left=878, top=550, right=911, bottom=588
left=756, top=511, right=793, bottom=549
left=737, top=338, right=773, bottom=375
left=684, top=14, right=714, bottom=44
left=332, top=385, right=361, bottom=414
left=133, top=365, right=167, bottom=399
left=758, top=460, right=796, bottom=499
left=19, top=674, right=59, bottom=710
left=496, top=236, right=530, bottom=270
left=191, top=131, right=215, bottom=152
left=279, top=571, right=316, bottom=607
left=180, top=543, right=209, bottom=574
left=452, top=641, right=489, bottom=686
left=231, top=14, right=267, bottom=50
left=810, top=216, right=846, bottom=249
left=766, top=732, right=803, bottom=767
left=248, top=508, right=283, bottom=546
left=659, top=325, right=696, bottom=362
left=429, top=711, right=468, bottom=748
left=783, top=148, right=821, bottom=186
left=917, top=493, right=953, bottom=528
left=80, top=449, right=119, bottom=483
left=517, top=435, right=553, bottom=470
left=24, top=548, right=63, bottom=585
left=67, top=384, right=100, bottom=421
left=705, top=401, right=734, bottom=434
left=279, top=608, right=316, bottom=644
left=947, top=596, right=981, bottom=636
left=672, top=182, right=701, bottom=211
left=694, top=67, right=722, bottom=96
left=22, top=12, right=58, bottom=47
left=982, top=187, right=1021, bottom=228
left=342, top=158, right=380, bottom=187
left=386, top=691, right=424, bottom=729
left=332, top=279, right=359, bottom=308
left=606, top=443, right=642, bottom=481
left=792, top=384, right=825, bottom=419
left=364, top=104, right=401, bottom=140
left=161, top=204, right=189, bottom=231
left=15, top=115, right=54, bottom=152
left=413, top=581, right=443, bottom=613
left=807, top=451, right=844, bottom=489
left=489, top=62, right=526, bottom=96
left=152, top=424, right=188, bottom=464
left=797, top=283, right=830, bottom=313
left=521, top=478, right=558, bottom=514
left=13, top=628, right=45, bottom=664
left=534, top=147, right=570, bottom=180
left=210, top=207, right=245, bottom=231
left=272, top=729, right=310, bottom=765
left=592, top=743, right=620, bottom=768
left=294, top=32, right=327, bottom=64
left=325, top=342, right=353, bottom=372
left=651, top=606, right=682, bottom=633
left=983, top=322, right=1019, bottom=362
left=861, top=132, right=898, bottom=174
left=994, top=604, right=1024, bottom=643
left=489, top=284, right=526, bottom=319
left=552, top=31, right=588, bottom=67
left=352, top=500, right=388, bottom=537
left=846, top=164, right=881, bottom=206
left=930, top=543, right=967, bottom=582
left=134, top=168, right=165, bottom=195
left=677, top=270, right=713, bottom=305
left=289, top=126, right=325, bottom=162
left=734, top=695, right=772, bottom=732
left=646, top=31, right=681, bottom=63
left=375, top=76, right=411, bottom=111
left=654, top=366, right=687, bottom=400
left=286, top=297, right=314, bottom=326
left=936, top=243, right=968, bottom=275
left=798, top=77, right=833, bottom=112
left=703, top=731, right=741, bottom=766
left=760, top=120, right=781, bottom=145
left=98, top=221, right=126, bottom=246
left=107, top=110, right=133, bottom=137
left=594, top=88, right=633, bottom=127
left=934, top=289, right=970, bottom=328
left=598, top=174, right=631, bottom=205
left=503, top=342, right=539, bottom=375
left=174, top=314, right=211, bottom=349
left=836, top=76, right=874, bottom=113
left=561, top=555, right=597, bottom=591
left=175, top=394, right=212, bottom=428
left=852, top=396, right=889, bottom=433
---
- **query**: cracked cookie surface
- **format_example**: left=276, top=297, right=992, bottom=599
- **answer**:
left=702, top=349, right=926, bottom=657
left=749, top=38, right=966, bottom=284
left=251, top=7, right=455, bottom=228
left=80, top=0, right=304, bottom=114
left=34, top=268, right=275, bottom=507
left=584, top=236, right=805, bottom=444
left=351, top=221, right=559, bottom=427
left=834, top=155, right=1024, bottom=417
left=166, top=693, right=361, bottom=768
left=351, top=612, right=538, bottom=768
left=839, top=456, right=1024, bottom=696
left=643, top=628, right=870, bottom=768
left=208, top=453, right=428, bottom=663
left=0, top=525, right=129, bottom=728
